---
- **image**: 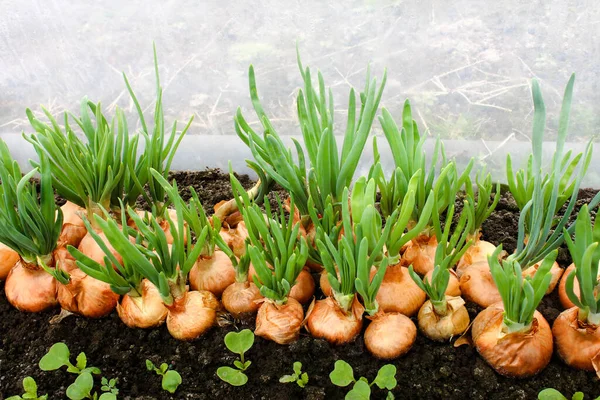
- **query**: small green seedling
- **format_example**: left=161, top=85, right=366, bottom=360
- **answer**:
left=280, top=362, right=309, bottom=388
left=101, top=377, right=119, bottom=396
left=330, top=360, right=397, bottom=400
left=146, top=359, right=182, bottom=394
left=65, top=372, right=116, bottom=400
left=538, top=388, right=599, bottom=400
left=39, top=343, right=100, bottom=376
left=217, top=329, right=255, bottom=386
left=6, top=376, right=47, bottom=400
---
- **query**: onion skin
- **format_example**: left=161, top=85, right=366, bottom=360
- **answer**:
left=189, top=250, right=236, bottom=297
left=222, top=281, right=262, bottom=318
left=306, top=296, right=364, bottom=345
left=320, top=269, right=332, bottom=297
left=558, top=264, right=578, bottom=309
left=553, top=307, right=600, bottom=371
left=522, top=261, right=562, bottom=295
left=376, top=264, right=425, bottom=317
left=459, top=261, right=501, bottom=308
left=0, top=243, right=20, bottom=280
left=219, top=221, right=249, bottom=258
left=55, top=248, right=119, bottom=318
left=78, top=230, right=124, bottom=267
left=364, top=312, right=416, bottom=359
left=424, top=269, right=461, bottom=297
left=255, top=297, right=304, bottom=345
left=289, top=267, right=315, bottom=305
left=166, top=290, right=220, bottom=340
left=417, top=297, right=470, bottom=341
left=472, top=302, right=553, bottom=377
left=456, top=240, right=497, bottom=278
left=4, top=259, right=57, bottom=312
left=117, top=279, right=168, bottom=328
left=401, top=234, right=437, bottom=275
left=58, top=201, right=87, bottom=248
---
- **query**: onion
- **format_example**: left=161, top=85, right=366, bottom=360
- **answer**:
left=222, top=281, right=262, bottom=318
left=0, top=242, right=19, bottom=280
left=552, top=307, right=600, bottom=371
left=289, top=267, right=315, bottom=305
left=472, top=302, right=553, bottom=377
left=459, top=261, right=501, bottom=308
left=189, top=250, right=236, bottom=297
left=456, top=239, right=497, bottom=278
left=306, top=296, right=364, bottom=345
left=375, top=264, right=425, bottom=316
left=166, top=290, right=220, bottom=340
left=78, top=229, right=124, bottom=266
left=4, top=258, right=57, bottom=312
left=130, top=209, right=186, bottom=245
left=320, top=269, right=332, bottom=297
left=255, top=297, right=304, bottom=344
left=54, top=248, right=119, bottom=318
left=558, top=264, right=578, bottom=309
left=219, top=220, right=249, bottom=258
left=417, top=296, right=470, bottom=341
left=424, top=269, right=461, bottom=297
left=117, top=279, right=168, bottom=328
left=364, top=312, right=416, bottom=359
left=401, top=234, right=437, bottom=275
left=522, top=261, right=563, bottom=294
left=58, top=201, right=87, bottom=248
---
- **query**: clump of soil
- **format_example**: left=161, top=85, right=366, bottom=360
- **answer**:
left=1, top=169, right=599, bottom=400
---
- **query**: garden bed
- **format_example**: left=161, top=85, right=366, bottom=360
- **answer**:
left=1, top=169, right=599, bottom=400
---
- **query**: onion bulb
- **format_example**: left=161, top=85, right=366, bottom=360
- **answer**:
left=522, top=261, right=563, bottom=294
left=417, top=296, right=470, bottom=341
left=117, top=279, right=168, bottom=328
left=401, top=234, right=437, bottom=275
left=255, top=297, right=304, bottom=345
left=166, top=290, right=220, bottom=340
left=58, top=201, right=87, bottom=248
left=364, top=312, right=416, bottom=359
left=289, top=267, right=315, bottom=304
left=219, top=220, right=249, bottom=258
left=558, top=264, right=578, bottom=309
left=472, top=302, right=553, bottom=377
left=4, top=258, right=57, bottom=312
left=552, top=307, right=600, bottom=371
left=0, top=242, right=19, bottom=280
left=54, top=248, right=119, bottom=318
left=78, top=229, right=124, bottom=267
left=424, top=269, right=461, bottom=297
left=375, top=264, right=425, bottom=316
left=306, top=296, right=364, bottom=345
left=189, top=250, right=236, bottom=297
left=456, top=239, right=497, bottom=278
left=222, top=281, right=262, bottom=318
left=459, top=261, right=501, bottom=308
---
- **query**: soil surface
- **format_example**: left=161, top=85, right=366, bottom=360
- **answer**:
left=1, top=169, right=600, bottom=400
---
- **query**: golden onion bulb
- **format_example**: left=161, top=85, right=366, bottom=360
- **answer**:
left=222, top=281, right=262, bottom=318
left=166, top=290, right=220, bottom=340
left=189, top=250, right=236, bottom=297
left=0, top=242, right=20, bottom=280
left=289, top=267, right=315, bottom=305
left=522, top=261, right=563, bottom=295
left=364, top=312, right=416, bottom=359
left=401, top=234, right=437, bottom=275
left=306, top=296, right=364, bottom=345
left=459, top=261, right=501, bottom=308
left=58, top=201, right=87, bottom=248
left=4, top=259, right=57, bottom=312
left=78, top=229, right=124, bottom=267
left=424, top=269, right=461, bottom=297
left=456, top=239, right=497, bottom=278
left=375, top=264, right=425, bottom=317
left=117, top=279, right=168, bottom=328
left=255, top=297, right=304, bottom=345
left=558, top=264, right=578, bottom=309
left=552, top=306, right=600, bottom=371
left=219, top=221, right=249, bottom=258
left=417, top=296, right=470, bottom=341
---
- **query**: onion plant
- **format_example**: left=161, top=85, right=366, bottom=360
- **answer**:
left=235, top=50, right=386, bottom=236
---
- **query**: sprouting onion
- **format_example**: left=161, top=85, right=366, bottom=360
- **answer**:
left=0, top=140, right=60, bottom=312
left=231, top=172, right=309, bottom=344
left=552, top=204, right=600, bottom=372
left=220, top=242, right=262, bottom=319
left=235, top=50, right=386, bottom=263
left=408, top=200, right=474, bottom=341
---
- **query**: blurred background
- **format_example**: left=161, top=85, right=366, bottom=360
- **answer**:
left=1, top=0, right=599, bottom=182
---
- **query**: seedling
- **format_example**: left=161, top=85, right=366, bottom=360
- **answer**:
left=146, top=359, right=182, bottom=394
left=538, top=388, right=599, bottom=400
left=39, top=343, right=100, bottom=376
left=6, top=377, right=47, bottom=400
left=100, top=377, right=119, bottom=396
left=65, top=373, right=116, bottom=400
left=280, top=362, right=309, bottom=388
left=217, top=329, right=255, bottom=386
left=329, top=360, right=397, bottom=399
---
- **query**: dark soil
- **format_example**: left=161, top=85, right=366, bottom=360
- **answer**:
left=1, top=169, right=600, bottom=400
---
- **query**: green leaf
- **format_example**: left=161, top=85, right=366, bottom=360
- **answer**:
left=373, top=364, right=397, bottom=390
left=293, top=361, right=302, bottom=375
left=279, top=375, right=297, bottom=383
left=145, top=359, right=154, bottom=371
left=572, top=393, right=584, bottom=400
left=346, top=380, right=371, bottom=400
left=99, top=394, right=117, bottom=400
left=538, top=388, right=568, bottom=400
left=75, top=352, right=87, bottom=371
left=39, top=343, right=70, bottom=371
left=162, top=370, right=182, bottom=393
left=300, top=372, right=308, bottom=387
left=217, top=366, right=248, bottom=387
left=22, top=377, right=37, bottom=395
left=330, top=360, right=355, bottom=387
left=80, top=367, right=101, bottom=375
left=5, top=396, right=22, bottom=400
left=386, top=392, right=395, bottom=400
left=159, top=363, right=168, bottom=374
left=233, top=360, right=245, bottom=370
left=66, top=372, right=94, bottom=400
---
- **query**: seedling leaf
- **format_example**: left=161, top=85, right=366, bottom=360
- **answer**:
left=162, top=370, right=182, bottom=393
left=99, top=394, right=117, bottom=400
left=217, top=366, right=248, bottom=386
left=224, top=329, right=255, bottom=355
left=538, top=389, right=567, bottom=400
left=75, top=352, right=87, bottom=371
left=66, top=372, right=93, bottom=400
left=39, top=343, right=70, bottom=371
left=373, top=364, right=397, bottom=390
left=279, top=375, right=297, bottom=383
left=346, top=380, right=371, bottom=400
left=330, top=360, right=355, bottom=387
